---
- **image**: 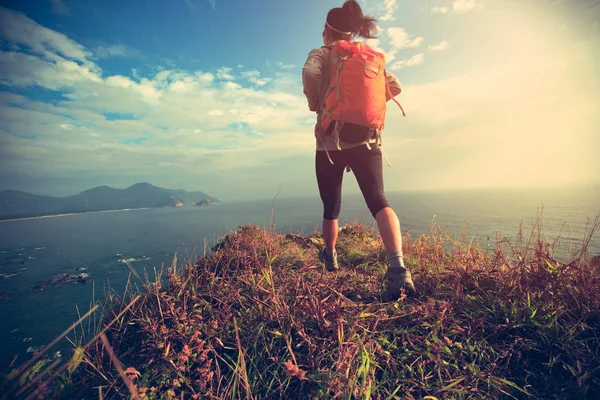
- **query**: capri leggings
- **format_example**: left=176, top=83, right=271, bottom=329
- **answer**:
left=316, top=144, right=390, bottom=220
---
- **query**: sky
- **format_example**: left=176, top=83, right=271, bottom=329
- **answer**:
left=0, top=0, right=598, bottom=201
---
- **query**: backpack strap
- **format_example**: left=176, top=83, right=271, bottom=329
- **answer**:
left=385, top=72, right=406, bottom=116
left=380, top=142, right=392, bottom=167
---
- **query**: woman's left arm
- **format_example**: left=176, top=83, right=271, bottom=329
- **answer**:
left=385, top=70, right=402, bottom=101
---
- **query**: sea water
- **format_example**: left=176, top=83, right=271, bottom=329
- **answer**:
left=0, top=187, right=598, bottom=369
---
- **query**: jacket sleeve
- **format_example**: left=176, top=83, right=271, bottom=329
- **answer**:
left=302, top=48, right=326, bottom=112
left=385, top=70, right=402, bottom=101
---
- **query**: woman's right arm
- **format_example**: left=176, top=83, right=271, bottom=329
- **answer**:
left=302, top=48, right=327, bottom=112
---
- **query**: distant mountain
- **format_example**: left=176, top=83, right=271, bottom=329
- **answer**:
left=0, top=182, right=220, bottom=220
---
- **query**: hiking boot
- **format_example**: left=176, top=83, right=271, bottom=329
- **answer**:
left=381, top=268, right=417, bottom=301
left=319, top=247, right=339, bottom=272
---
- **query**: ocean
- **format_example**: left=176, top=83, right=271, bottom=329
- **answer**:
left=0, top=187, right=599, bottom=369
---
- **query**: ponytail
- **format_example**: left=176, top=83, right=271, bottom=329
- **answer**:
left=342, top=0, right=378, bottom=39
left=355, top=15, right=378, bottom=39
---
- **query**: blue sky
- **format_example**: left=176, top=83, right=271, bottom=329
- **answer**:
left=0, top=0, right=598, bottom=200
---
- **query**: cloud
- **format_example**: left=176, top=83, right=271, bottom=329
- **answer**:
left=0, top=51, right=102, bottom=90
left=1, top=2, right=597, bottom=198
left=380, top=0, right=397, bottom=21
left=241, top=70, right=271, bottom=86
left=277, top=62, right=296, bottom=70
left=381, top=55, right=598, bottom=189
left=0, top=58, right=314, bottom=196
left=389, top=53, right=424, bottom=70
left=0, top=9, right=314, bottom=197
left=386, top=27, right=424, bottom=49
left=428, top=40, right=449, bottom=51
left=208, top=0, right=216, bottom=10
left=0, top=7, right=94, bottom=66
left=50, top=0, right=70, bottom=16
left=94, top=44, right=145, bottom=60
left=94, top=44, right=127, bottom=58
left=216, top=67, right=235, bottom=80
left=430, top=6, right=448, bottom=14
left=453, top=0, right=482, bottom=13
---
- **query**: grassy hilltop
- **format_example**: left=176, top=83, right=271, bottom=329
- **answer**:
left=3, top=218, right=600, bottom=399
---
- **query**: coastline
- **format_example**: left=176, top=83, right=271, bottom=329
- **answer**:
left=0, top=207, right=153, bottom=223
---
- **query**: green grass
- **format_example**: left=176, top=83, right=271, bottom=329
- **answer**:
left=3, top=216, right=599, bottom=399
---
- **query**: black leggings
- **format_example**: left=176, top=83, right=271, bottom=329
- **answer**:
left=316, top=145, right=390, bottom=220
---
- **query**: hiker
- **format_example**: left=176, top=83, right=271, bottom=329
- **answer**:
left=302, top=0, right=417, bottom=299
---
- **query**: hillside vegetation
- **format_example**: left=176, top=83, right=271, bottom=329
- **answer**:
left=3, top=217, right=599, bottom=399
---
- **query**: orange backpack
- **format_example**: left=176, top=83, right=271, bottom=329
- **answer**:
left=320, top=41, right=405, bottom=145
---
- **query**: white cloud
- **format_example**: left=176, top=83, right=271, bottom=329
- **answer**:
left=430, top=6, right=449, bottom=14
left=0, top=51, right=102, bottom=89
left=390, top=53, right=424, bottom=70
left=387, top=27, right=424, bottom=49
left=428, top=40, right=449, bottom=51
left=222, top=81, right=241, bottom=90
left=380, top=0, right=397, bottom=21
left=94, top=45, right=127, bottom=58
left=277, top=62, right=296, bottom=70
left=208, top=0, right=216, bottom=10
left=50, top=0, right=70, bottom=16
left=0, top=7, right=94, bottom=66
left=241, top=70, right=271, bottom=86
left=105, top=75, right=134, bottom=89
left=195, top=71, right=214, bottom=83
left=381, top=54, right=598, bottom=189
left=216, top=67, right=235, bottom=80
left=1, top=1, right=597, bottom=199
left=453, top=0, right=481, bottom=13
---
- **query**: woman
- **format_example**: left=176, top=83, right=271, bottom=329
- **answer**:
left=302, top=0, right=417, bottom=299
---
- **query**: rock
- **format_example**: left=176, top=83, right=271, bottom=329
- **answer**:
left=49, top=272, right=92, bottom=286
left=51, top=274, right=72, bottom=286
left=308, top=237, right=323, bottom=247
left=285, top=234, right=310, bottom=248
left=0, top=268, right=26, bottom=279
left=285, top=234, right=323, bottom=249
left=75, top=273, right=90, bottom=284
left=26, top=345, right=44, bottom=353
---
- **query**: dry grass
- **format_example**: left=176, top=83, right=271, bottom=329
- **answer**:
left=3, top=216, right=599, bottom=399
